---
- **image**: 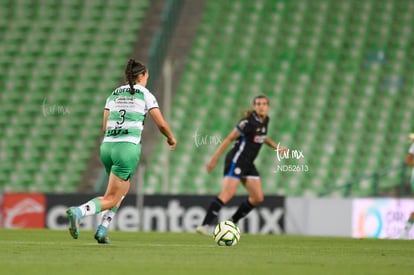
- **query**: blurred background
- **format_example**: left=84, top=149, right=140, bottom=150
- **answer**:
left=1, top=0, right=414, bottom=199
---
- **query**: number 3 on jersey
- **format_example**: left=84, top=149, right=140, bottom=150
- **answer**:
left=117, top=109, right=126, bottom=125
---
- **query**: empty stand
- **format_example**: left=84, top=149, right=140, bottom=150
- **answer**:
left=0, top=0, right=148, bottom=192
left=2, top=0, right=413, bottom=197
left=147, top=0, right=414, bottom=196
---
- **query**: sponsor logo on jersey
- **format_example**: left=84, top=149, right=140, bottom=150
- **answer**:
left=254, top=135, right=266, bottom=143
left=106, top=128, right=129, bottom=137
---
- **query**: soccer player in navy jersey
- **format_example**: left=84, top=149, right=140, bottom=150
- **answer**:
left=196, top=95, right=286, bottom=235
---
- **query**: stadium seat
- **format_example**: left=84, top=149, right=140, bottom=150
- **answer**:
left=0, top=0, right=149, bottom=192
left=147, top=0, right=414, bottom=197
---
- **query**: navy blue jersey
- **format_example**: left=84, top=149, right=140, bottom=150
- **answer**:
left=227, top=111, right=269, bottom=163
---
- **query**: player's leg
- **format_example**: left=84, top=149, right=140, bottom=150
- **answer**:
left=197, top=155, right=242, bottom=235
left=98, top=173, right=131, bottom=208
left=93, top=142, right=140, bottom=243
left=66, top=173, right=130, bottom=239
left=97, top=142, right=139, bottom=209
left=66, top=143, right=111, bottom=239
left=66, top=142, right=138, bottom=240
left=69, top=172, right=130, bottom=219
left=401, top=212, right=414, bottom=239
left=94, top=198, right=123, bottom=244
left=231, top=175, right=264, bottom=224
left=196, top=176, right=240, bottom=235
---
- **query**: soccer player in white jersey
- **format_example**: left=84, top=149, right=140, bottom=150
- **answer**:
left=66, top=59, right=176, bottom=243
left=401, top=133, right=414, bottom=239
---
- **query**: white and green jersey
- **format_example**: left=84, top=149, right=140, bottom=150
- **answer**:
left=103, top=84, right=159, bottom=144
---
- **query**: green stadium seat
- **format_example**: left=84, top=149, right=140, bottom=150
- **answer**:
left=145, top=0, right=413, bottom=197
left=1, top=0, right=149, bottom=192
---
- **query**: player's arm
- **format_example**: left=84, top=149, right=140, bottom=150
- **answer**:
left=149, top=107, right=176, bottom=150
left=405, top=153, right=414, bottom=166
left=265, top=137, right=287, bottom=152
left=102, top=109, right=110, bottom=134
left=206, top=128, right=240, bottom=173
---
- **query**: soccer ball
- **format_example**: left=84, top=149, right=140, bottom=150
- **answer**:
left=213, top=220, right=241, bottom=246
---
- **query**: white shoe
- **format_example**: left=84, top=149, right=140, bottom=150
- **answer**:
left=196, top=225, right=214, bottom=236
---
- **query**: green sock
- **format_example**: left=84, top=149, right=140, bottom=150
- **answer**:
left=92, top=198, right=102, bottom=213
left=111, top=206, right=119, bottom=213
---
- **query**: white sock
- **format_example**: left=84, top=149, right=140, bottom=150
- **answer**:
left=101, top=209, right=117, bottom=228
left=79, top=200, right=98, bottom=217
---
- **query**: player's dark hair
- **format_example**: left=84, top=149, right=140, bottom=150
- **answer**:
left=125, top=59, right=147, bottom=94
left=242, top=95, right=269, bottom=118
left=252, top=94, right=269, bottom=105
left=242, top=110, right=253, bottom=118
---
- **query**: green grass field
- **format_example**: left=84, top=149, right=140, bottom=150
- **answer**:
left=0, top=229, right=413, bottom=275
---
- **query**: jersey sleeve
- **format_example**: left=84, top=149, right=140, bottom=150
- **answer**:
left=144, top=91, right=159, bottom=113
left=236, top=118, right=253, bottom=136
left=104, top=97, right=110, bottom=110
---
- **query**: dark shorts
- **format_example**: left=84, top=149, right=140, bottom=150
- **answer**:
left=223, top=153, right=260, bottom=180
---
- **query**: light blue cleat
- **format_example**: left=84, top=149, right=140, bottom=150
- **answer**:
left=66, top=207, right=82, bottom=239
left=94, top=225, right=110, bottom=244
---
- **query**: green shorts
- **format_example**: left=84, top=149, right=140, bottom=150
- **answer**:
left=100, top=142, right=141, bottom=180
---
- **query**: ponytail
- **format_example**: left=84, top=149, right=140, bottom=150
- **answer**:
left=126, top=59, right=135, bottom=94
left=125, top=59, right=147, bottom=95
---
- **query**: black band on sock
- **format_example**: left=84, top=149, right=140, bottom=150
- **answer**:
left=202, top=197, right=225, bottom=225
left=231, top=199, right=255, bottom=224
left=214, top=197, right=224, bottom=207
left=244, top=199, right=254, bottom=209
